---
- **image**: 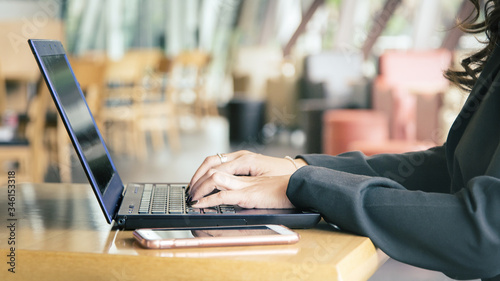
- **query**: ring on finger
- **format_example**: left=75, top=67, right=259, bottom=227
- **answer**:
left=217, top=153, right=227, bottom=164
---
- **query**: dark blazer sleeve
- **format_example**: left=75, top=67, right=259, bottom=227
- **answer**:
left=286, top=166, right=500, bottom=279
left=298, top=145, right=451, bottom=193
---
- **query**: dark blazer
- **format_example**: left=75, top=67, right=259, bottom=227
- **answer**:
left=287, top=46, right=500, bottom=280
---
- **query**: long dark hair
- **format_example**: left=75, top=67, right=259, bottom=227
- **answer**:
left=445, top=0, right=500, bottom=91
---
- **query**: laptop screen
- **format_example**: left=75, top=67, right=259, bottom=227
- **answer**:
left=29, top=39, right=123, bottom=223
left=41, top=54, right=113, bottom=193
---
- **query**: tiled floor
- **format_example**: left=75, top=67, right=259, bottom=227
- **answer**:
left=59, top=116, right=478, bottom=281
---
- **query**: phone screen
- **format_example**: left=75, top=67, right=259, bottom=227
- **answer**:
left=134, top=225, right=299, bottom=249
left=152, top=226, right=281, bottom=239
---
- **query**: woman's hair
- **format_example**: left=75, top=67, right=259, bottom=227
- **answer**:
left=445, top=0, right=500, bottom=90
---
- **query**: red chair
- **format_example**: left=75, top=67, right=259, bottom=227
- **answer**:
left=322, top=49, right=451, bottom=156
left=372, top=49, right=451, bottom=142
left=323, top=110, right=389, bottom=156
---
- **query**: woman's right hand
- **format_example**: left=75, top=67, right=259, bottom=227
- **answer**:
left=187, top=150, right=307, bottom=203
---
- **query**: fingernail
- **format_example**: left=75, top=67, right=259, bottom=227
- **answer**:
left=188, top=200, right=199, bottom=206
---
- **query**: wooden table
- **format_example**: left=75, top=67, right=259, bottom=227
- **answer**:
left=0, top=183, right=387, bottom=281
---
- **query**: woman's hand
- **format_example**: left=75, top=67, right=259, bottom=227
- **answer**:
left=187, top=150, right=307, bottom=208
left=189, top=174, right=294, bottom=209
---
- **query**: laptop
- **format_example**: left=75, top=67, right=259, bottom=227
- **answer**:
left=28, top=39, right=321, bottom=230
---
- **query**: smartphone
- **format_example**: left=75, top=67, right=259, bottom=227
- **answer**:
left=133, top=224, right=300, bottom=249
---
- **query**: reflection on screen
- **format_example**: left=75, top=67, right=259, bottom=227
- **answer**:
left=41, top=54, right=113, bottom=194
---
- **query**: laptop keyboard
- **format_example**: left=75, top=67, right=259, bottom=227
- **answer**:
left=138, top=184, right=235, bottom=215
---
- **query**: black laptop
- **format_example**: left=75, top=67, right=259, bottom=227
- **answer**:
left=28, top=39, right=320, bottom=229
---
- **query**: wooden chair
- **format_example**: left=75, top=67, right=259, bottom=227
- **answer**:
left=0, top=62, right=6, bottom=118
left=132, top=52, right=181, bottom=156
left=69, top=57, right=107, bottom=127
left=100, top=49, right=166, bottom=158
left=0, top=84, right=49, bottom=182
left=0, top=20, right=65, bottom=113
left=169, top=50, right=217, bottom=130
left=133, top=82, right=181, bottom=158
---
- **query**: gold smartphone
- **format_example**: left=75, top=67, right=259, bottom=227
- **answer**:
left=133, top=224, right=300, bottom=249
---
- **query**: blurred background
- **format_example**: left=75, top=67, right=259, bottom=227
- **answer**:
left=0, top=1, right=483, bottom=280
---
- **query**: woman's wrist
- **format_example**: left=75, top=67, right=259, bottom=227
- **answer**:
left=294, top=158, right=308, bottom=168
left=284, top=156, right=308, bottom=170
left=284, top=156, right=298, bottom=170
